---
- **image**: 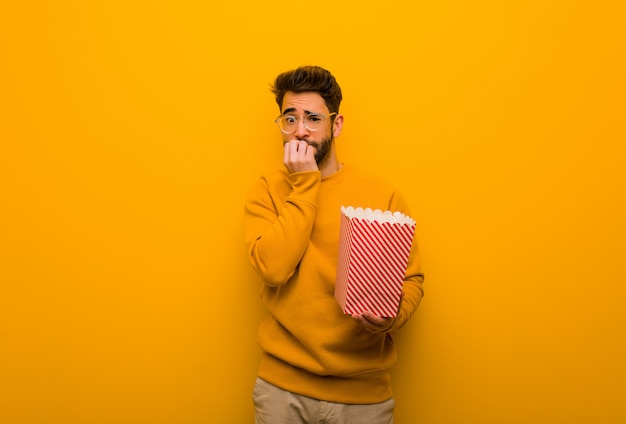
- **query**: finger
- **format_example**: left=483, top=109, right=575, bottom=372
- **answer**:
left=352, top=314, right=381, bottom=333
left=351, top=314, right=371, bottom=328
left=361, top=311, right=385, bottom=326
left=283, top=140, right=300, bottom=162
left=283, top=141, right=291, bottom=163
left=303, top=143, right=315, bottom=159
left=298, top=140, right=313, bottom=157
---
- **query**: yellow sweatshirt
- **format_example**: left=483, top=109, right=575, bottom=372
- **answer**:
left=244, top=164, right=424, bottom=404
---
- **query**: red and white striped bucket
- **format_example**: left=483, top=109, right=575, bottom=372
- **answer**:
left=335, top=207, right=416, bottom=318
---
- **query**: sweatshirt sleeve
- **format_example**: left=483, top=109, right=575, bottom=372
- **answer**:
left=384, top=191, right=425, bottom=333
left=244, top=171, right=321, bottom=287
left=386, top=238, right=424, bottom=333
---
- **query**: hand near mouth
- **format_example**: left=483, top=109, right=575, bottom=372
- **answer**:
left=283, top=139, right=319, bottom=174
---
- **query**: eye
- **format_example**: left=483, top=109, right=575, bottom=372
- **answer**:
left=284, top=116, right=298, bottom=124
left=306, top=114, right=323, bottom=122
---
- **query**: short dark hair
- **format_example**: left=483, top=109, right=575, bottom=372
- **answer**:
left=271, top=66, right=343, bottom=114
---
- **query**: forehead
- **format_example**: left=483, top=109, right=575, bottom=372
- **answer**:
left=282, top=91, right=328, bottom=114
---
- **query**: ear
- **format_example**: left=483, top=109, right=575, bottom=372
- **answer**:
left=332, top=114, right=344, bottom=138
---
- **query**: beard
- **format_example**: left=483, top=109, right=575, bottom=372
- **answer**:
left=308, top=135, right=333, bottom=166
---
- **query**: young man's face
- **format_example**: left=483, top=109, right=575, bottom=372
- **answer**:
left=279, top=91, right=342, bottom=165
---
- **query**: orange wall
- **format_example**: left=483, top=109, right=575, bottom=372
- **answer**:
left=1, top=1, right=625, bottom=423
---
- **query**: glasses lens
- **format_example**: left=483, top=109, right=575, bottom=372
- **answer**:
left=304, top=114, right=324, bottom=130
left=279, top=116, right=298, bottom=132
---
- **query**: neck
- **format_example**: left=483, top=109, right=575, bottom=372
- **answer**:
left=319, top=156, right=342, bottom=178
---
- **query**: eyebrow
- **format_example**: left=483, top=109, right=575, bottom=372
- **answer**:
left=281, top=108, right=322, bottom=116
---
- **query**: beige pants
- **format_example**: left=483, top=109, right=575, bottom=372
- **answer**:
left=253, top=378, right=395, bottom=424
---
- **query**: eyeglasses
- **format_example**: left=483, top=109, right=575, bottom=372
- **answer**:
left=274, top=112, right=337, bottom=134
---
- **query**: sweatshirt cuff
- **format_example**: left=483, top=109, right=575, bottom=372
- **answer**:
left=288, top=171, right=322, bottom=204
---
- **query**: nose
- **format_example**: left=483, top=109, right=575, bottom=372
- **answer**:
left=293, top=118, right=310, bottom=139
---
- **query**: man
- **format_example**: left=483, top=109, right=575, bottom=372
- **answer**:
left=244, top=66, right=424, bottom=423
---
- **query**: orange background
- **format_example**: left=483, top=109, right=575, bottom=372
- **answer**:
left=1, top=1, right=625, bottom=423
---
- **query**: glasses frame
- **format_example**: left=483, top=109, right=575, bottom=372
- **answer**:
left=274, top=112, right=337, bottom=134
